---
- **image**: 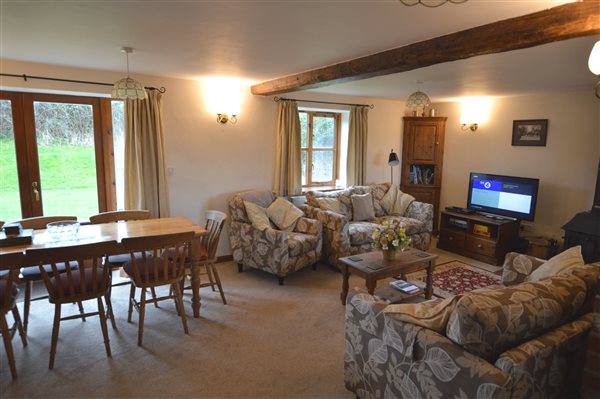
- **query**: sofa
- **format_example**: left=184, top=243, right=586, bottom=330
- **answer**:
left=228, top=189, right=322, bottom=285
left=344, top=248, right=600, bottom=399
left=303, top=183, right=433, bottom=267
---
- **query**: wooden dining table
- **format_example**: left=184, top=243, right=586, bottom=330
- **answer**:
left=0, top=216, right=208, bottom=318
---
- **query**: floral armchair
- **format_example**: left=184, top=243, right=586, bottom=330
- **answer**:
left=303, top=183, right=433, bottom=267
left=228, top=189, right=322, bottom=285
left=344, top=255, right=599, bottom=399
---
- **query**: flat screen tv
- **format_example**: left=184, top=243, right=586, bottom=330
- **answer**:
left=467, top=172, right=540, bottom=221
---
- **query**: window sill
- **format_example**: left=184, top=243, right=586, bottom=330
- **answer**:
left=301, top=185, right=346, bottom=193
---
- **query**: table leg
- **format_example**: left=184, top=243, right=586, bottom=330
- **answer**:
left=190, top=236, right=202, bottom=318
left=340, top=264, right=350, bottom=306
left=425, top=260, right=434, bottom=299
left=365, top=276, right=377, bottom=296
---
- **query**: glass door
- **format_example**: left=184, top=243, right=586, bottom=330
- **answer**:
left=0, top=97, right=23, bottom=222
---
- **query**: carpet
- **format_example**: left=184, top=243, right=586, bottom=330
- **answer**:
left=406, top=260, right=501, bottom=298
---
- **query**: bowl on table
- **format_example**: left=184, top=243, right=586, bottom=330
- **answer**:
left=46, top=220, right=80, bottom=241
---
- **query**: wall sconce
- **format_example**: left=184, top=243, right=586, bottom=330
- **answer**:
left=216, top=113, right=237, bottom=124
left=204, top=77, right=242, bottom=125
left=388, top=149, right=400, bottom=184
left=460, top=97, right=491, bottom=132
left=588, top=40, right=600, bottom=99
left=461, top=123, right=478, bottom=132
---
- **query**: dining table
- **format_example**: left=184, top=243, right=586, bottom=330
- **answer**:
left=0, top=216, right=208, bottom=318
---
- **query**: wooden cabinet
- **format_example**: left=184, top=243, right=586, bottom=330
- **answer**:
left=437, top=210, right=520, bottom=265
left=400, top=117, right=446, bottom=232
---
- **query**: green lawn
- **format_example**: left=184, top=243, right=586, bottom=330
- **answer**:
left=0, top=139, right=99, bottom=221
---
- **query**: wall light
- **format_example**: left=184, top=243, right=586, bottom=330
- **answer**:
left=588, top=40, right=600, bottom=99
left=204, top=78, right=242, bottom=125
left=460, top=97, right=492, bottom=132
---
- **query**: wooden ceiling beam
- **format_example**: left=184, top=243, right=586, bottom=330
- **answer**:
left=251, top=1, right=600, bottom=96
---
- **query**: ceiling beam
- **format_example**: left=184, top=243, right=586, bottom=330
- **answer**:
left=251, top=1, right=600, bottom=96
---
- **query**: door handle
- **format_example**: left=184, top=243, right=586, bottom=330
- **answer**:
left=32, top=181, right=40, bottom=201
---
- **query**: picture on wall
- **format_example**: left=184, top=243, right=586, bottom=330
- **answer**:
left=512, top=119, right=548, bottom=147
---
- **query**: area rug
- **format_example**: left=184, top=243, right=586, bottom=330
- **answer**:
left=405, top=260, right=501, bottom=298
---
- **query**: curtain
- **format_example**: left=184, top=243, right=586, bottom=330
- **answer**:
left=273, top=100, right=302, bottom=196
left=124, top=89, right=170, bottom=218
left=347, top=105, right=369, bottom=186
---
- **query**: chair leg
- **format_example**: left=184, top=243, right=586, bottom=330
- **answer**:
left=150, top=288, right=159, bottom=308
left=0, top=314, right=17, bottom=380
left=77, top=301, right=86, bottom=322
left=11, top=306, right=27, bottom=347
left=172, top=283, right=180, bottom=315
left=137, top=288, right=146, bottom=346
left=127, top=283, right=135, bottom=323
left=49, top=304, right=61, bottom=370
left=173, top=283, right=189, bottom=335
left=104, top=293, right=117, bottom=330
left=205, top=264, right=216, bottom=292
left=209, top=263, right=227, bottom=305
left=237, top=263, right=243, bottom=273
left=23, top=280, right=32, bottom=334
left=97, top=297, right=112, bottom=358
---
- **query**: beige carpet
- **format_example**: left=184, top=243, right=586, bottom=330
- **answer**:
left=0, top=241, right=494, bottom=398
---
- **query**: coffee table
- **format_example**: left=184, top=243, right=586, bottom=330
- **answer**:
left=338, top=248, right=437, bottom=305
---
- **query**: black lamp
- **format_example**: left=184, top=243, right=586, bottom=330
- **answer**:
left=388, top=149, right=400, bottom=184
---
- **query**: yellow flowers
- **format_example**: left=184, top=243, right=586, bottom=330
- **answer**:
left=371, top=219, right=411, bottom=252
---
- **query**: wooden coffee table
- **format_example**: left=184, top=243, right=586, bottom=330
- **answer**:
left=338, top=248, right=437, bottom=305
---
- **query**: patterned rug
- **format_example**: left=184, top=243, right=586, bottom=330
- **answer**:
left=405, top=260, right=501, bottom=298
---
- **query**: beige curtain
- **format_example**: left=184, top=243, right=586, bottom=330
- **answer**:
left=347, top=105, right=369, bottom=186
left=124, top=89, right=170, bottom=218
left=273, top=100, right=302, bottom=196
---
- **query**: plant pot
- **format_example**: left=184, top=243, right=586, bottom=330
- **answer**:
left=382, top=249, right=396, bottom=261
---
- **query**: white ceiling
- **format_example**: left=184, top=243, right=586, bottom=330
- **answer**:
left=1, top=0, right=598, bottom=102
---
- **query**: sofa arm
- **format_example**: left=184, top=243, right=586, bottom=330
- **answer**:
left=495, top=313, right=593, bottom=399
left=229, top=220, right=288, bottom=267
left=405, top=201, right=434, bottom=232
left=294, top=216, right=321, bottom=236
left=501, top=252, right=546, bottom=286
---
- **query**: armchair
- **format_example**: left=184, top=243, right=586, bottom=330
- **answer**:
left=228, top=189, right=322, bottom=285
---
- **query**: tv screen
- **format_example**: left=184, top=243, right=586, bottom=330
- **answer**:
left=467, top=172, right=540, bottom=221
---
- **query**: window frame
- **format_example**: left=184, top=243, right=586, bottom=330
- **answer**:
left=300, top=110, right=341, bottom=188
left=1, top=90, right=118, bottom=218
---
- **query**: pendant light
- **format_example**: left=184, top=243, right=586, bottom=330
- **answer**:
left=399, top=0, right=468, bottom=7
left=406, top=80, right=431, bottom=111
left=112, top=47, right=146, bottom=100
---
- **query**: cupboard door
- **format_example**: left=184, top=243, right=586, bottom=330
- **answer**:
left=409, top=123, right=439, bottom=163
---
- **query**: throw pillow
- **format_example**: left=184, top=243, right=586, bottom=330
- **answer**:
left=528, top=245, right=584, bottom=281
left=267, top=197, right=304, bottom=231
left=381, top=184, right=415, bottom=216
left=384, top=295, right=462, bottom=334
left=244, top=200, right=271, bottom=231
left=351, top=193, right=375, bottom=221
left=315, top=197, right=342, bottom=214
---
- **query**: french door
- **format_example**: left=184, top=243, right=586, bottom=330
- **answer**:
left=0, top=91, right=119, bottom=221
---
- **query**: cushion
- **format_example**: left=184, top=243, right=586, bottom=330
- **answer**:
left=244, top=200, right=271, bottom=231
left=501, top=252, right=546, bottom=286
left=373, top=216, right=427, bottom=235
left=306, top=188, right=354, bottom=218
left=528, top=245, right=584, bottom=281
left=51, top=267, right=107, bottom=298
left=351, top=193, right=375, bottom=222
left=20, top=262, right=78, bottom=280
left=315, top=198, right=342, bottom=214
left=446, top=274, right=588, bottom=361
left=369, top=182, right=390, bottom=217
left=384, top=295, right=462, bottom=334
left=267, top=197, right=304, bottom=231
left=348, top=222, right=379, bottom=246
left=380, top=184, right=415, bottom=216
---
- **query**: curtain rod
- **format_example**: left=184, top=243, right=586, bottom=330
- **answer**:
left=274, top=96, right=374, bottom=109
left=0, top=73, right=166, bottom=93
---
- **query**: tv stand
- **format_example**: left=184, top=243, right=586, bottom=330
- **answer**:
left=476, top=211, right=517, bottom=221
left=438, top=210, right=520, bottom=265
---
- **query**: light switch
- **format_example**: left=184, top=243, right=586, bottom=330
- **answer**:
left=167, top=167, right=174, bottom=177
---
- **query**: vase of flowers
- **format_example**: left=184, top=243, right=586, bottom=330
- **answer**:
left=371, top=219, right=412, bottom=261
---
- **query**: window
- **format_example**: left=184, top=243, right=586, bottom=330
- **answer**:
left=0, top=91, right=123, bottom=221
left=300, top=111, right=341, bottom=187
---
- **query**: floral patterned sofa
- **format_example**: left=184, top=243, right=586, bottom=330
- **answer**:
left=228, top=189, right=322, bottom=285
left=345, top=251, right=599, bottom=399
left=303, top=183, right=433, bottom=267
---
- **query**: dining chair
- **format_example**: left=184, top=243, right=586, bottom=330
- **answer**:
left=89, top=210, right=156, bottom=320
left=0, top=252, right=28, bottom=380
left=182, top=210, right=228, bottom=304
left=12, top=215, right=80, bottom=333
left=121, top=231, right=194, bottom=346
left=26, top=240, right=116, bottom=369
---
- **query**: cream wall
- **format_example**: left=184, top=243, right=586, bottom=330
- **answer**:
left=433, top=92, right=599, bottom=241
left=1, top=59, right=404, bottom=255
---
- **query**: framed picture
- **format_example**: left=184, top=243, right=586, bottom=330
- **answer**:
left=512, top=119, right=548, bottom=147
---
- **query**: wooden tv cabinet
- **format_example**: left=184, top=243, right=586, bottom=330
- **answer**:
left=437, top=210, right=520, bottom=265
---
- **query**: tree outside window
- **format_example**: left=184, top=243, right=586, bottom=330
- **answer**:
left=300, top=111, right=341, bottom=187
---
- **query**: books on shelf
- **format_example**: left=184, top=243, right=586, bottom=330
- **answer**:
left=389, top=279, right=419, bottom=294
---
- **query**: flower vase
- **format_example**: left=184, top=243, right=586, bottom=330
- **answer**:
left=382, top=249, right=396, bottom=261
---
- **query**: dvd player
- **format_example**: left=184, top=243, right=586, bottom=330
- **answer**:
left=445, top=206, right=475, bottom=214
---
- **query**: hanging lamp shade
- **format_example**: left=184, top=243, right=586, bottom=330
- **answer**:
left=112, top=77, right=147, bottom=100
left=406, top=90, right=431, bottom=109
left=112, top=47, right=146, bottom=100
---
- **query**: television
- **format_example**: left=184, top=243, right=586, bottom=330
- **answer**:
left=467, top=172, right=540, bottom=221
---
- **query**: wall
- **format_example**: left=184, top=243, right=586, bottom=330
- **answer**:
left=0, top=59, right=404, bottom=255
left=433, top=92, right=599, bottom=241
